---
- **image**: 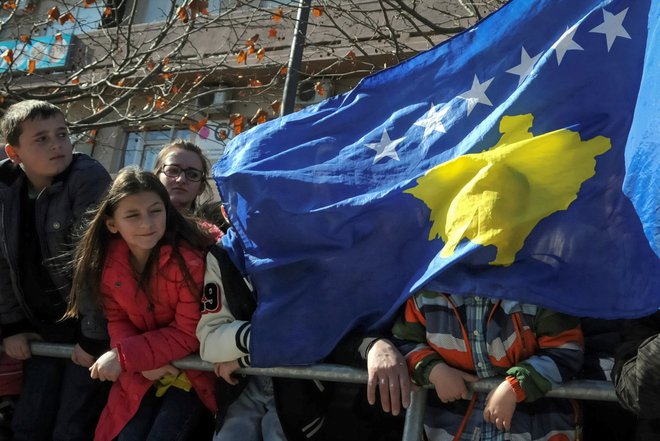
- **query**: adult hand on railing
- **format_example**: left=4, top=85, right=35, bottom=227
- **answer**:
left=142, top=364, right=180, bottom=381
left=366, top=338, right=412, bottom=416
left=90, top=348, right=122, bottom=382
left=2, top=332, right=41, bottom=360
left=71, top=343, right=96, bottom=368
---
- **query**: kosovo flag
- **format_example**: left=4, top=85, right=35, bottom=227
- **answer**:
left=214, top=0, right=660, bottom=366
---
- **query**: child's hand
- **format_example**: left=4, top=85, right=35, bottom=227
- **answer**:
left=483, top=380, right=518, bottom=431
left=213, top=360, right=241, bottom=385
left=428, top=362, right=479, bottom=403
left=142, top=364, right=180, bottom=381
left=366, top=338, right=412, bottom=416
left=71, top=343, right=96, bottom=368
left=2, top=332, right=41, bottom=360
left=90, top=348, right=122, bottom=382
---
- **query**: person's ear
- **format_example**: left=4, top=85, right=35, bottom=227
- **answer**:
left=5, top=144, right=21, bottom=164
left=105, top=217, right=118, bottom=234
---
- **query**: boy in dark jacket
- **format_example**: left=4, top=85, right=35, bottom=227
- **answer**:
left=0, top=100, right=111, bottom=441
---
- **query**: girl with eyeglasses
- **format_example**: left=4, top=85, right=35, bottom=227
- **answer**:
left=154, top=140, right=211, bottom=214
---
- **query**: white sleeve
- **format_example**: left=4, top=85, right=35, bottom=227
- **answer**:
left=196, top=251, right=251, bottom=366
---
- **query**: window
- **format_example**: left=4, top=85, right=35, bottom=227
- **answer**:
left=124, top=129, right=193, bottom=170
left=123, top=122, right=233, bottom=170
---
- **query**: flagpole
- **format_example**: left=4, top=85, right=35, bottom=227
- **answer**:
left=280, top=0, right=312, bottom=116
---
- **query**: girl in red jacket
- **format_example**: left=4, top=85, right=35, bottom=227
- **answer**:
left=66, top=167, right=217, bottom=441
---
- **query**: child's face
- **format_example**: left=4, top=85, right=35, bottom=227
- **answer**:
left=157, top=148, right=205, bottom=212
left=4, top=114, right=73, bottom=189
left=105, top=191, right=167, bottom=264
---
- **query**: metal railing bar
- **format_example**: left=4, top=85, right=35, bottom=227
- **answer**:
left=12, top=342, right=618, bottom=441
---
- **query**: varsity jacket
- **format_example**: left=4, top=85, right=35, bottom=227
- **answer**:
left=393, top=291, right=584, bottom=441
left=0, top=153, right=111, bottom=354
left=196, top=243, right=329, bottom=441
left=613, top=311, right=660, bottom=440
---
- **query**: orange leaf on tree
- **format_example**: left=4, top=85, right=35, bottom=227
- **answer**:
left=314, top=82, right=325, bottom=96
left=268, top=27, right=277, bottom=38
left=256, top=48, right=266, bottom=61
left=177, top=6, right=188, bottom=23
left=272, top=7, right=283, bottom=23
left=236, top=50, right=247, bottom=64
left=279, top=66, right=288, bottom=76
left=171, top=85, right=180, bottom=94
left=246, top=34, right=260, bottom=46
left=162, top=56, right=170, bottom=66
left=146, top=59, right=156, bottom=70
left=155, top=97, right=167, bottom=110
left=116, top=79, right=126, bottom=87
left=71, top=76, right=80, bottom=85
left=2, top=1, right=17, bottom=11
left=47, top=6, right=60, bottom=22
left=249, top=79, right=262, bottom=87
left=312, top=6, right=323, bottom=17
left=55, top=33, right=63, bottom=42
left=346, top=50, right=356, bottom=60
left=59, top=12, right=75, bottom=25
left=27, top=59, right=36, bottom=74
left=189, top=116, right=209, bottom=133
left=161, top=72, right=173, bottom=80
left=83, top=0, right=96, bottom=7
left=193, top=74, right=204, bottom=84
left=23, top=2, right=36, bottom=13
left=230, top=114, right=245, bottom=136
left=271, top=100, right=281, bottom=114
left=19, top=35, right=31, bottom=44
left=2, top=49, right=13, bottom=64
left=247, top=45, right=255, bottom=55
left=250, top=108, right=268, bottom=125
left=104, top=6, right=112, bottom=16
left=218, top=129, right=228, bottom=141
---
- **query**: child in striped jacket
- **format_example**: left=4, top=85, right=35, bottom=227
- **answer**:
left=393, top=290, right=584, bottom=441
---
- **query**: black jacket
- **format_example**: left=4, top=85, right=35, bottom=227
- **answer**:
left=0, top=153, right=111, bottom=354
left=613, top=311, right=660, bottom=440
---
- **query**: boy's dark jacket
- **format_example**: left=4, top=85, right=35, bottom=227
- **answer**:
left=202, top=244, right=330, bottom=441
left=0, top=153, right=111, bottom=354
left=613, top=311, right=660, bottom=440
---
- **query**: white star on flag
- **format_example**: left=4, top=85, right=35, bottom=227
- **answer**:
left=506, top=47, right=541, bottom=86
left=552, top=24, right=584, bottom=65
left=414, top=104, right=449, bottom=139
left=590, top=8, right=631, bottom=52
left=365, top=129, right=404, bottom=164
left=459, top=75, right=494, bottom=115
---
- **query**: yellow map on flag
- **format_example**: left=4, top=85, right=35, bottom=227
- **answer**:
left=406, top=114, right=611, bottom=266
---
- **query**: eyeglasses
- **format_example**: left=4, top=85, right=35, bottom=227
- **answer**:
left=160, top=164, right=204, bottom=182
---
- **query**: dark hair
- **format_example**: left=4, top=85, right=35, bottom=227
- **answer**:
left=65, top=166, right=213, bottom=318
left=0, top=100, right=65, bottom=146
left=153, top=139, right=212, bottom=210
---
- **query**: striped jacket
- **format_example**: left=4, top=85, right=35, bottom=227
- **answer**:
left=393, top=291, right=584, bottom=441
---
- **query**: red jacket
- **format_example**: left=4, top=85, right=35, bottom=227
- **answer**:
left=95, top=238, right=216, bottom=441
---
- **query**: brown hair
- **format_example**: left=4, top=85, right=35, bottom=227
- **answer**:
left=0, top=100, right=65, bottom=146
left=65, top=166, right=213, bottom=318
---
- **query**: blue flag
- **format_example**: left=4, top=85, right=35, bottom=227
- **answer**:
left=214, top=0, right=660, bottom=367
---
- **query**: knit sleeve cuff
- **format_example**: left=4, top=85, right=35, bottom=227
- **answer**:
left=506, top=375, right=526, bottom=402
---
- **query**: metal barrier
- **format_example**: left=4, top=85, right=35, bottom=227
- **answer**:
left=25, top=342, right=618, bottom=441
